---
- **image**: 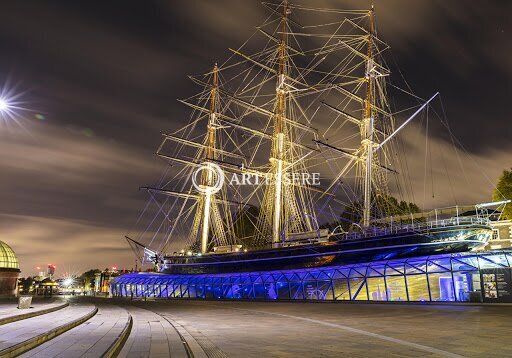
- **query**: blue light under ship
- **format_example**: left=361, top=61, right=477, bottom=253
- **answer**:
left=126, top=3, right=504, bottom=277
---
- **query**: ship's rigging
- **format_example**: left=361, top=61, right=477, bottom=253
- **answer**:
left=130, top=1, right=452, bottom=259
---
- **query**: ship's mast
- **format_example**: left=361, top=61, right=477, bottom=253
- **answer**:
left=362, top=6, right=375, bottom=227
left=135, top=3, right=442, bottom=255
left=271, top=0, right=288, bottom=246
left=200, top=63, right=218, bottom=253
left=136, top=3, right=413, bottom=256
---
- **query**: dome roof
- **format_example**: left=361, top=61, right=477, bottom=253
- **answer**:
left=0, top=240, right=19, bottom=270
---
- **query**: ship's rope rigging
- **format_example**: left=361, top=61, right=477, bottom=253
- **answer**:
left=125, top=1, right=495, bottom=261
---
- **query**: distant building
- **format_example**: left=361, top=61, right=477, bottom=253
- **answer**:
left=486, top=219, right=512, bottom=250
left=94, top=268, right=122, bottom=294
left=36, top=277, right=58, bottom=296
left=0, top=240, right=20, bottom=297
left=47, top=264, right=56, bottom=279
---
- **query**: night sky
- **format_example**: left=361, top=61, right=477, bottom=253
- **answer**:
left=0, top=0, right=509, bottom=275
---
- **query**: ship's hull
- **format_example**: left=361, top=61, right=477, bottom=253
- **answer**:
left=161, top=224, right=491, bottom=274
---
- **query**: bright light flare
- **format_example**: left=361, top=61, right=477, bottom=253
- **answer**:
left=0, top=81, right=32, bottom=125
left=0, top=99, right=8, bottom=111
left=63, top=277, right=74, bottom=287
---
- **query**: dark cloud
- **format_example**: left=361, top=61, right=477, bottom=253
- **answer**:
left=0, top=1, right=509, bottom=274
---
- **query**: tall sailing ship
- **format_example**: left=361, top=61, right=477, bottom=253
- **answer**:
left=127, top=2, right=506, bottom=275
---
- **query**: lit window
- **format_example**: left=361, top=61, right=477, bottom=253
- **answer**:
left=492, top=229, right=500, bottom=240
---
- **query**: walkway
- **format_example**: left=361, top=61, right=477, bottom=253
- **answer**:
left=20, top=304, right=129, bottom=358
left=118, top=305, right=188, bottom=358
left=1, top=297, right=512, bottom=357
left=0, top=299, right=67, bottom=324
left=0, top=302, right=96, bottom=356
left=141, top=300, right=512, bottom=357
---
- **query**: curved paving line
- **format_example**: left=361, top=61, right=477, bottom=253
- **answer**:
left=157, top=314, right=195, bottom=358
left=101, top=313, right=133, bottom=358
left=157, top=312, right=228, bottom=358
left=0, top=306, right=98, bottom=358
left=0, top=302, right=69, bottom=326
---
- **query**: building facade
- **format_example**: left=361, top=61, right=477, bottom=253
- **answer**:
left=486, top=219, right=512, bottom=250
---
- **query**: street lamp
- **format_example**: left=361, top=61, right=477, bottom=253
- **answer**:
left=0, top=98, right=8, bottom=112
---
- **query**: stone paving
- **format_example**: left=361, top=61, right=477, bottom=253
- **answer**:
left=20, top=304, right=128, bottom=358
left=0, top=302, right=95, bottom=352
left=140, top=300, right=512, bottom=358
left=119, top=305, right=188, bottom=358
left=0, top=298, right=66, bottom=322
left=1, top=297, right=511, bottom=357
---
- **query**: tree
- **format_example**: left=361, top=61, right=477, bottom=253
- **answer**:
left=322, top=194, right=421, bottom=232
left=186, top=241, right=201, bottom=253
left=375, top=194, right=420, bottom=217
left=493, top=168, right=512, bottom=219
left=21, top=277, right=34, bottom=293
left=80, top=269, right=101, bottom=291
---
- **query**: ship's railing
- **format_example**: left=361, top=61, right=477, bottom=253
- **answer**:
left=334, top=215, right=490, bottom=242
left=371, top=202, right=508, bottom=227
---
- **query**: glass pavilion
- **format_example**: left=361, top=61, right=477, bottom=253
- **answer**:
left=111, top=250, right=512, bottom=303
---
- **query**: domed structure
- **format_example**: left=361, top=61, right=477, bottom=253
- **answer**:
left=0, top=240, right=20, bottom=297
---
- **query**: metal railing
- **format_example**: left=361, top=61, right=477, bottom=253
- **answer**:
left=334, top=215, right=490, bottom=242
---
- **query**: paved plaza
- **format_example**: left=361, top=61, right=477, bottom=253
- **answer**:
left=0, top=297, right=510, bottom=357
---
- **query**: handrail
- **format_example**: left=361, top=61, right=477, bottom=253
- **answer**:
left=333, top=215, right=490, bottom=242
